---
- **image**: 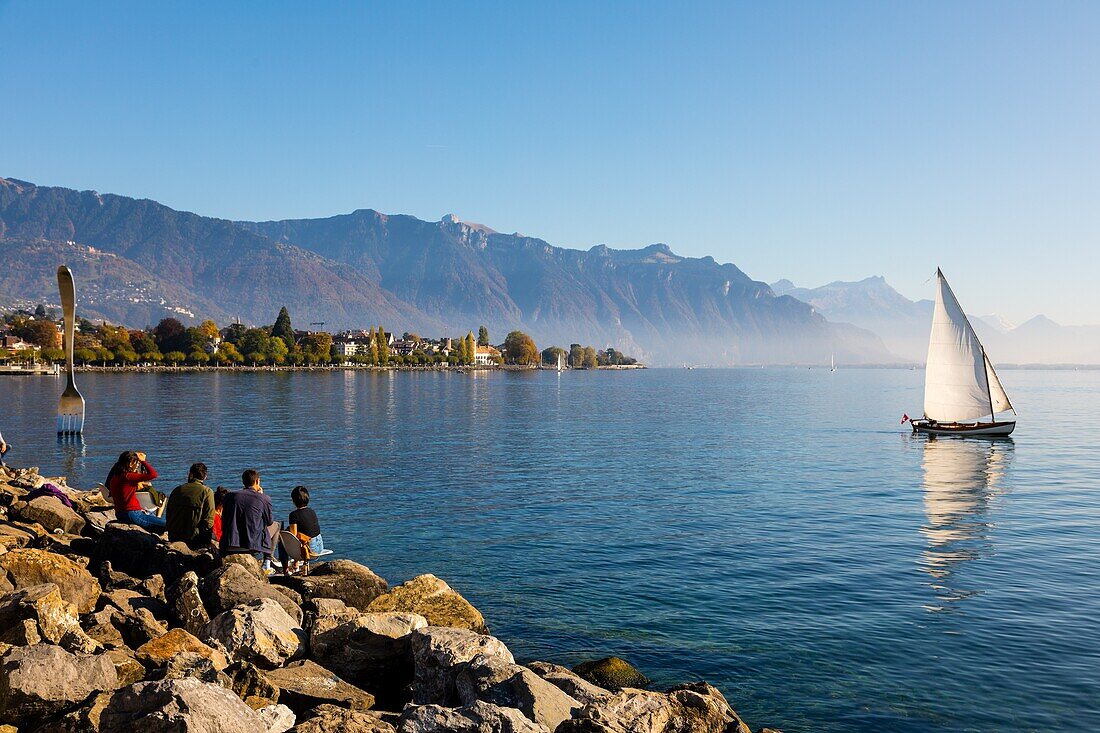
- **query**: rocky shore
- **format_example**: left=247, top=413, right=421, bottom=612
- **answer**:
left=0, top=464, right=774, bottom=733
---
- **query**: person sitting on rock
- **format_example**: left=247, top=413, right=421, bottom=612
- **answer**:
left=106, top=450, right=166, bottom=532
left=212, top=486, right=229, bottom=543
left=165, top=462, right=215, bottom=548
left=277, top=485, right=325, bottom=573
left=0, top=429, right=9, bottom=467
left=219, top=469, right=274, bottom=568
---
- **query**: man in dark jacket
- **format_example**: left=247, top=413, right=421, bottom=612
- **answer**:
left=166, top=463, right=215, bottom=547
left=219, top=469, right=274, bottom=563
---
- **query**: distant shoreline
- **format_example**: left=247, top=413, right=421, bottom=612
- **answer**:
left=33, top=363, right=649, bottom=374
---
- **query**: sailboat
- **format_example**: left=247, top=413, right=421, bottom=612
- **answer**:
left=830, top=354, right=836, bottom=372
left=557, top=353, right=564, bottom=373
left=910, top=269, right=1016, bottom=436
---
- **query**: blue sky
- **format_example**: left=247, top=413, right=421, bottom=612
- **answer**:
left=1, top=1, right=1097, bottom=324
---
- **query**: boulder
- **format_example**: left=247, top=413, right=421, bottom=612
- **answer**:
left=0, top=522, right=39, bottom=551
left=32, top=690, right=112, bottom=733
left=572, top=657, right=650, bottom=691
left=223, top=660, right=280, bottom=709
left=0, top=644, right=117, bottom=725
left=15, top=496, right=85, bottom=535
left=257, top=703, right=296, bottom=733
left=398, top=700, right=549, bottom=733
left=202, top=598, right=303, bottom=669
left=168, top=570, right=211, bottom=635
left=99, top=678, right=268, bottom=733
left=0, top=548, right=102, bottom=613
left=293, top=704, right=395, bottom=733
left=91, top=524, right=219, bottom=584
left=222, top=552, right=265, bottom=578
left=0, top=583, right=100, bottom=653
left=366, top=574, right=486, bottom=633
left=305, top=597, right=361, bottom=639
left=455, top=654, right=579, bottom=731
left=154, top=651, right=228, bottom=685
left=105, top=649, right=147, bottom=686
left=311, top=611, right=427, bottom=698
left=103, top=601, right=167, bottom=649
left=556, top=683, right=752, bottom=733
left=43, top=532, right=97, bottom=560
left=273, top=559, right=387, bottom=610
left=201, top=563, right=303, bottom=623
left=526, top=662, right=612, bottom=705
left=136, top=628, right=229, bottom=670
left=409, top=627, right=514, bottom=706
left=83, top=509, right=114, bottom=537
left=264, top=660, right=375, bottom=714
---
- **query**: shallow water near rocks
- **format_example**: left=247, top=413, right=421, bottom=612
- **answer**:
left=4, top=368, right=1099, bottom=732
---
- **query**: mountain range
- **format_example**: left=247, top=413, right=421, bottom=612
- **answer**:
left=772, top=277, right=1100, bottom=365
left=0, top=177, right=889, bottom=365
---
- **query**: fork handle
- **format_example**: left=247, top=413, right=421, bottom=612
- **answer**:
left=57, top=266, right=76, bottom=380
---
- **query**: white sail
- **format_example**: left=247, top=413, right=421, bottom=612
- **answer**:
left=924, top=270, right=1004, bottom=422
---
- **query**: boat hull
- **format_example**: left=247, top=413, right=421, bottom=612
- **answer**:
left=912, top=420, right=1015, bottom=437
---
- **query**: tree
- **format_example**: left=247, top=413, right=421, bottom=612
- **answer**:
left=130, top=330, right=156, bottom=354
left=272, top=307, right=294, bottom=345
left=582, top=346, right=598, bottom=369
left=74, top=347, right=97, bottom=365
left=98, top=324, right=133, bottom=353
left=375, top=328, right=389, bottom=366
left=222, top=323, right=247, bottom=344
left=478, top=326, right=490, bottom=347
left=503, top=331, right=538, bottom=365
left=165, top=351, right=187, bottom=366
left=266, top=336, right=289, bottom=364
left=569, top=344, right=584, bottom=368
left=239, top=328, right=272, bottom=359
left=541, top=346, right=567, bottom=366
left=34, top=304, right=46, bottom=319
left=199, top=319, right=220, bottom=339
left=143, top=350, right=164, bottom=364
left=15, top=320, right=60, bottom=348
left=154, top=318, right=188, bottom=354
left=300, top=332, right=333, bottom=362
left=39, top=347, right=65, bottom=363
left=215, top=342, right=243, bottom=364
left=366, top=327, right=379, bottom=365
left=116, top=349, right=139, bottom=365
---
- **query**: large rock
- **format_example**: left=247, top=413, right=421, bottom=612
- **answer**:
left=257, top=703, right=295, bottom=733
left=0, top=644, right=117, bottom=725
left=202, top=598, right=303, bottom=669
left=201, top=563, right=303, bottom=623
left=293, top=704, right=395, bottom=733
left=99, top=678, right=268, bottom=733
left=15, top=496, right=85, bottom=535
left=0, top=521, right=39, bottom=552
left=311, top=611, right=427, bottom=699
left=0, top=583, right=100, bottom=653
left=367, top=574, right=486, bottom=633
left=305, top=597, right=361, bottom=639
left=33, top=690, right=113, bottom=733
left=168, top=570, right=211, bottom=635
left=106, top=649, right=147, bottom=686
left=264, top=659, right=375, bottom=714
left=398, top=700, right=549, bottom=733
left=274, top=559, right=387, bottom=610
left=409, top=627, right=514, bottom=706
left=91, top=524, right=219, bottom=584
left=223, top=660, right=280, bottom=709
left=455, top=654, right=579, bottom=731
left=101, top=600, right=167, bottom=649
left=136, top=628, right=229, bottom=670
left=0, top=548, right=101, bottom=613
left=572, top=657, right=650, bottom=691
left=527, top=662, right=612, bottom=705
left=556, top=683, right=752, bottom=733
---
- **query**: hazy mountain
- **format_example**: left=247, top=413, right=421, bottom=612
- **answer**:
left=0, top=176, right=890, bottom=365
left=775, top=276, right=1100, bottom=364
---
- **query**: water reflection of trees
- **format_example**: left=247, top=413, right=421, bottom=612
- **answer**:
left=918, top=436, right=1014, bottom=611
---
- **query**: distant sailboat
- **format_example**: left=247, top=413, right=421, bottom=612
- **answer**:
left=830, top=354, right=836, bottom=372
left=557, top=353, right=564, bottom=373
left=910, top=269, right=1016, bottom=436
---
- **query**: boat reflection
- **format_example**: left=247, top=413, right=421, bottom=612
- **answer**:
left=918, top=435, right=1014, bottom=611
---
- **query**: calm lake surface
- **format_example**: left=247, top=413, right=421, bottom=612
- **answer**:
left=3, top=368, right=1098, bottom=732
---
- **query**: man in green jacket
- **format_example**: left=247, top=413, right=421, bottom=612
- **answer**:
left=166, top=462, right=215, bottom=547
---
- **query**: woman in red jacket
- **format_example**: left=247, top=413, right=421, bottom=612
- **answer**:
left=106, top=451, right=166, bottom=531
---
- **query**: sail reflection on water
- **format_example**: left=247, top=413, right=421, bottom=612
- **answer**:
left=918, top=436, right=1014, bottom=610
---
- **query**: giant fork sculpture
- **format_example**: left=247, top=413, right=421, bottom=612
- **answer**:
left=56, top=265, right=85, bottom=435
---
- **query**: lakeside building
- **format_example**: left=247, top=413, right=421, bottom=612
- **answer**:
left=474, top=345, right=502, bottom=366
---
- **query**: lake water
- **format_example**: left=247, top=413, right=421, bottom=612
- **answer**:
left=3, top=368, right=1098, bottom=732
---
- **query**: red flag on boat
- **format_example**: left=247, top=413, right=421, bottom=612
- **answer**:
left=901, top=413, right=910, bottom=424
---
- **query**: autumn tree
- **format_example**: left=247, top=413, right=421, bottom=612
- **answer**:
left=541, top=346, right=567, bottom=366
left=503, top=331, right=538, bottom=365
left=375, top=328, right=389, bottom=366
left=15, top=320, right=60, bottom=348
left=569, top=343, right=584, bottom=368
left=465, top=332, right=477, bottom=365
left=199, top=319, right=221, bottom=339
left=582, top=346, right=598, bottom=369
left=153, top=318, right=188, bottom=354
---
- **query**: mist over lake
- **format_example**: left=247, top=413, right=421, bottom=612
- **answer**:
left=4, top=368, right=1099, bottom=732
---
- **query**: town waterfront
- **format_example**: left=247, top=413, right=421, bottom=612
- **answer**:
left=3, top=368, right=1098, bottom=732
